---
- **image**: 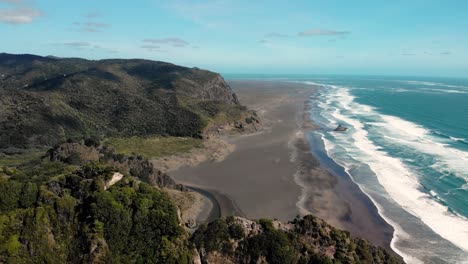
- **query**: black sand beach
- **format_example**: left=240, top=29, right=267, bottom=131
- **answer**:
left=169, top=80, right=394, bottom=249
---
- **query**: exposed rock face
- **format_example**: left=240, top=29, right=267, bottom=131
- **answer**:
left=204, top=112, right=261, bottom=139
left=88, top=238, right=110, bottom=264
left=234, top=217, right=263, bottom=237
left=104, top=172, right=124, bottom=190
left=334, top=124, right=348, bottom=132
left=175, top=72, right=239, bottom=104
left=191, top=216, right=403, bottom=264
left=48, top=141, right=101, bottom=165
left=0, top=53, right=245, bottom=149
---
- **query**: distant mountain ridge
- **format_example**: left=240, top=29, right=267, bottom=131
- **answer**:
left=0, top=53, right=250, bottom=149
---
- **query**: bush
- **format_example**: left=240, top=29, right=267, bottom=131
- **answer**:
left=0, top=162, right=190, bottom=263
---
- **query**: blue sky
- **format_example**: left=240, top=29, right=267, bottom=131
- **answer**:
left=1, top=0, right=468, bottom=77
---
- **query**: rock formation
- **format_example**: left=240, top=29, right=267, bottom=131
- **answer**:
left=334, top=124, right=348, bottom=131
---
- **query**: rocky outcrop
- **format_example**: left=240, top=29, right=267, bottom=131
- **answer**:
left=175, top=72, right=239, bottom=105
left=204, top=112, right=261, bottom=139
left=191, top=216, right=403, bottom=264
left=334, top=124, right=348, bottom=132
left=47, top=141, right=182, bottom=189
left=104, top=172, right=124, bottom=190
left=48, top=141, right=101, bottom=165
left=88, top=238, right=110, bottom=264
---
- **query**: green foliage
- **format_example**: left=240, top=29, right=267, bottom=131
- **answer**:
left=192, top=216, right=403, bottom=264
left=103, top=136, right=203, bottom=159
left=10, top=160, right=76, bottom=184
left=0, top=178, right=22, bottom=211
left=228, top=222, right=244, bottom=240
left=178, top=96, right=248, bottom=129
left=244, top=219, right=298, bottom=264
left=0, top=53, right=244, bottom=149
left=19, top=182, right=38, bottom=208
left=0, top=159, right=190, bottom=263
left=190, top=219, right=233, bottom=254
left=0, top=148, right=46, bottom=167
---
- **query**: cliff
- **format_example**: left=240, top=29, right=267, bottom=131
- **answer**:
left=0, top=54, right=398, bottom=264
left=0, top=53, right=256, bottom=149
left=191, top=216, right=403, bottom=264
left=47, top=140, right=180, bottom=188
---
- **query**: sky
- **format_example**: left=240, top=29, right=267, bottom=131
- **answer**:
left=1, top=0, right=468, bottom=77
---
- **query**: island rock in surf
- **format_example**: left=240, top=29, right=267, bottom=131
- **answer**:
left=334, top=124, right=348, bottom=132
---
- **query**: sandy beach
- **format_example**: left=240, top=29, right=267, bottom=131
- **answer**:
left=169, top=80, right=394, bottom=249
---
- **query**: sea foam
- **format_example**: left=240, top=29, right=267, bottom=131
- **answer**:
left=330, top=87, right=468, bottom=252
left=303, top=81, right=468, bottom=259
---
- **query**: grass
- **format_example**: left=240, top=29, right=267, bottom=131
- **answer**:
left=177, top=96, right=248, bottom=130
left=103, top=136, right=203, bottom=159
left=0, top=148, right=47, bottom=167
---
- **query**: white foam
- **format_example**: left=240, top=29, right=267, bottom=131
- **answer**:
left=380, top=115, right=429, bottom=138
left=393, top=88, right=413, bottom=93
left=403, top=80, right=441, bottom=86
left=326, top=88, right=468, bottom=253
left=389, top=136, right=468, bottom=182
left=402, top=80, right=468, bottom=89
left=329, top=87, right=468, bottom=182
left=321, top=135, right=424, bottom=264
left=303, top=81, right=326, bottom=86
left=421, top=88, right=468, bottom=94
left=450, top=136, right=466, bottom=142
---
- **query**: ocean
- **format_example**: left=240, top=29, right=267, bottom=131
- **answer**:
left=226, top=74, right=468, bottom=264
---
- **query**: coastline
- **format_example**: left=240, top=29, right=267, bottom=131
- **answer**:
left=168, top=80, right=395, bottom=250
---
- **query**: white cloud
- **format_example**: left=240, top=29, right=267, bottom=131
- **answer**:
left=62, top=42, right=91, bottom=48
left=72, top=21, right=111, bottom=32
left=141, top=44, right=162, bottom=52
left=165, top=0, right=234, bottom=29
left=143, top=38, right=189, bottom=47
left=0, top=0, right=24, bottom=3
left=264, top=32, right=288, bottom=38
left=83, top=12, right=101, bottom=18
left=0, top=7, right=41, bottom=24
left=298, top=29, right=350, bottom=36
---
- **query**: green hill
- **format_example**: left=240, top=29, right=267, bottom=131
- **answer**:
left=0, top=53, right=254, bottom=149
left=0, top=54, right=401, bottom=264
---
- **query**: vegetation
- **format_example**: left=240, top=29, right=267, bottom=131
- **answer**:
left=0, top=53, right=399, bottom=263
left=177, top=96, right=251, bottom=129
left=192, top=216, right=404, bottom=264
left=103, top=136, right=203, bottom=159
left=0, top=157, right=190, bottom=263
left=0, top=53, right=243, bottom=149
left=0, top=143, right=402, bottom=263
left=0, top=148, right=47, bottom=167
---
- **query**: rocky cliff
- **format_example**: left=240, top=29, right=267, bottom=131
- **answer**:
left=0, top=53, right=253, bottom=149
left=191, top=216, right=403, bottom=264
left=47, top=140, right=181, bottom=189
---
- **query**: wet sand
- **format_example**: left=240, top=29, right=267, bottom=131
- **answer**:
left=170, top=80, right=394, bottom=249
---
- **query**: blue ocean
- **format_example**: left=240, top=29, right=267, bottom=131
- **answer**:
left=227, top=75, right=468, bottom=263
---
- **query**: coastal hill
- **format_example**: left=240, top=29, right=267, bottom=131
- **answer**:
left=0, top=142, right=402, bottom=263
left=0, top=53, right=256, bottom=149
left=0, top=53, right=401, bottom=263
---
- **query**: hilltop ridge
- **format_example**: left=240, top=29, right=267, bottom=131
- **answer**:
left=0, top=53, right=256, bottom=149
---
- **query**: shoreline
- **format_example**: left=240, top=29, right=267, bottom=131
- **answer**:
left=168, top=80, right=395, bottom=250
left=182, top=183, right=246, bottom=222
left=303, top=131, right=394, bottom=247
